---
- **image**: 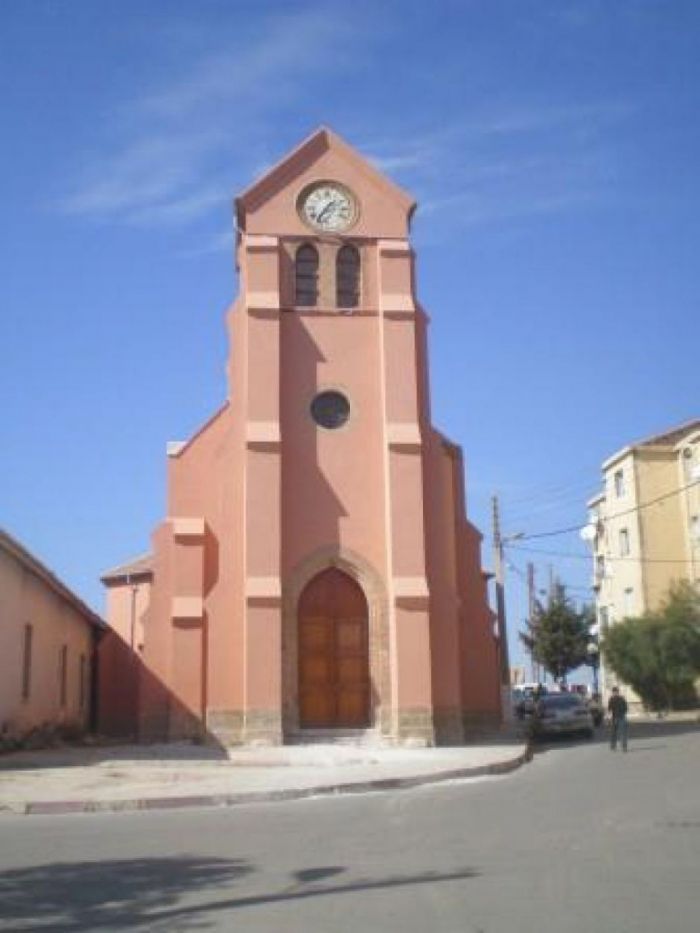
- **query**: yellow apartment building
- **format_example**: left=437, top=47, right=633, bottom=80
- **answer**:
left=586, top=420, right=700, bottom=699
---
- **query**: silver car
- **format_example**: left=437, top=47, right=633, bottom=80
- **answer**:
left=531, top=694, right=594, bottom=739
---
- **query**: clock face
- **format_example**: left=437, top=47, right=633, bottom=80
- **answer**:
left=299, top=183, right=357, bottom=232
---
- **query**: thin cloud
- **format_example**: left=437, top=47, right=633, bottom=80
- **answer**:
left=58, top=2, right=631, bottom=243
left=58, top=7, right=358, bottom=230
left=128, top=187, right=229, bottom=227
left=139, top=8, right=355, bottom=119
left=361, top=101, right=629, bottom=232
left=178, top=229, right=235, bottom=259
left=367, top=150, right=434, bottom=173
left=421, top=189, right=596, bottom=227
left=61, top=130, right=227, bottom=219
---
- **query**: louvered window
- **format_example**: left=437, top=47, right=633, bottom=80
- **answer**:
left=295, top=244, right=319, bottom=307
left=336, top=244, right=360, bottom=309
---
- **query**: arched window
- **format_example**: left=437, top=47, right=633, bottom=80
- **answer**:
left=336, top=244, right=360, bottom=309
left=295, top=244, right=319, bottom=307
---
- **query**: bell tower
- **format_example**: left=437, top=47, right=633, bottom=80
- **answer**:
left=105, top=128, right=502, bottom=747
left=227, top=127, right=436, bottom=743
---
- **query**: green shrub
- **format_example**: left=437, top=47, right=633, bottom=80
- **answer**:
left=601, top=582, right=700, bottom=711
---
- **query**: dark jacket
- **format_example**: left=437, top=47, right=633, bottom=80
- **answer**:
left=608, top=694, right=628, bottom=720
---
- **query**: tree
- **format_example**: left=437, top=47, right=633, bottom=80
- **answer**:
left=520, top=583, right=595, bottom=683
left=601, top=581, right=700, bottom=711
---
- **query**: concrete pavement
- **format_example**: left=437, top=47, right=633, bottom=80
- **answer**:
left=0, top=721, right=697, bottom=933
left=0, top=735, right=530, bottom=816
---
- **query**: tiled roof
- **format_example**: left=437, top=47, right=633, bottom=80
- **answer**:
left=101, top=553, right=154, bottom=584
left=635, top=418, right=700, bottom=449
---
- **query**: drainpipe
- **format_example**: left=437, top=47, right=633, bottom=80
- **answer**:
left=126, top=573, right=140, bottom=740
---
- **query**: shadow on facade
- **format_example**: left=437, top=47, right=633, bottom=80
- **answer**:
left=0, top=855, right=480, bottom=929
left=94, top=629, right=228, bottom=759
left=280, top=312, right=349, bottom=559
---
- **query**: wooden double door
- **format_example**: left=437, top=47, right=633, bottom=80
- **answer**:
left=298, top=568, right=370, bottom=728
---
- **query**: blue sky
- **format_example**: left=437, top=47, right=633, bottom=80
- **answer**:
left=1, top=1, right=698, bottom=670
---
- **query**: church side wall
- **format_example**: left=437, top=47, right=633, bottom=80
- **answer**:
left=127, top=397, right=240, bottom=745
left=423, top=431, right=466, bottom=743
left=459, top=520, right=502, bottom=728
left=138, top=522, right=176, bottom=739
left=97, top=580, right=151, bottom=738
left=165, top=399, right=245, bottom=744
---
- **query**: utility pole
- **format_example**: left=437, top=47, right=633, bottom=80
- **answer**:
left=527, top=561, right=538, bottom=683
left=492, top=495, right=512, bottom=719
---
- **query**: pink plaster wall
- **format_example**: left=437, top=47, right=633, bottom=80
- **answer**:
left=423, top=433, right=463, bottom=712
left=460, top=521, right=502, bottom=718
left=238, top=131, right=412, bottom=240
left=394, top=605, right=433, bottom=707
left=281, top=311, right=386, bottom=574
left=103, top=581, right=150, bottom=652
left=1, top=546, right=94, bottom=740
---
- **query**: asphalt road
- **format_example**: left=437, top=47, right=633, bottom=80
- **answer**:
left=0, top=721, right=698, bottom=933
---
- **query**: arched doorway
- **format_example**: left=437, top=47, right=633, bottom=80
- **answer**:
left=298, top=567, right=370, bottom=728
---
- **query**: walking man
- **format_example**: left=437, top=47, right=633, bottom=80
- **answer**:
left=608, top=686, right=628, bottom=752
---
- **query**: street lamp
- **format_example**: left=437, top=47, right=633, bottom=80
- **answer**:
left=587, top=639, right=600, bottom=694
left=493, top=533, right=524, bottom=672
left=491, top=494, right=525, bottom=720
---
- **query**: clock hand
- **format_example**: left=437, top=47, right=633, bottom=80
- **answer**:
left=316, top=200, right=335, bottom=222
left=318, top=199, right=340, bottom=224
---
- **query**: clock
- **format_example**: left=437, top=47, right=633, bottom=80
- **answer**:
left=298, top=182, right=357, bottom=232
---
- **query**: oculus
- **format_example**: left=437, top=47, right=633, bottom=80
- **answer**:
left=310, top=390, right=350, bottom=429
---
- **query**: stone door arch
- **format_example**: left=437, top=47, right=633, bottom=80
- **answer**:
left=282, top=548, right=389, bottom=738
left=297, top=568, right=369, bottom=728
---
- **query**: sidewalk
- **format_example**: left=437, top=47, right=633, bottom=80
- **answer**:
left=0, top=736, right=530, bottom=816
left=628, top=710, right=700, bottom=722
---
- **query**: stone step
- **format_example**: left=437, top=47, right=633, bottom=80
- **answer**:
left=287, top=729, right=382, bottom=746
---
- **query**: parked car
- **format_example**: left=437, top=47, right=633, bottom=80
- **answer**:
left=513, top=686, right=541, bottom=719
left=587, top=692, right=604, bottom=727
left=530, top=694, right=594, bottom=740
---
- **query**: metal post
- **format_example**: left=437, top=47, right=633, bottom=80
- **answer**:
left=127, top=575, right=140, bottom=741
left=492, top=495, right=512, bottom=721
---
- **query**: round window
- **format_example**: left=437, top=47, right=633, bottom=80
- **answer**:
left=310, top=390, right=350, bottom=429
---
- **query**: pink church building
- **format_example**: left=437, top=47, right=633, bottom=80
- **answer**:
left=101, top=128, right=502, bottom=746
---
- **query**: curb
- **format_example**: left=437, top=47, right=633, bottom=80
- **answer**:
left=2, top=745, right=532, bottom=817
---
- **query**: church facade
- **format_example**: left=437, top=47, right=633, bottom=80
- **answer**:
left=101, top=128, right=502, bottom=746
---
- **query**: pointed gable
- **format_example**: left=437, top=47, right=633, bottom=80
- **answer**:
left=235, top=127, right=416, bottom=239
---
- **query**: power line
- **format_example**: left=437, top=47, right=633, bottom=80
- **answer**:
left=505, top=477, right=601, bottom=510
left=518, top=522, right=584, bottom=541
left=506, top=559, right=592, bottom=601
left=505, top=493, right=598, bottom=524
left=502, top=469, right=600, bottom=509
left=507, top=543, right=694, bottom=564
left=595, top=477, right=699, bottom=525
left=504, top=560, right=529, bottom=586
left=510, top=477, right=699, bottom=542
